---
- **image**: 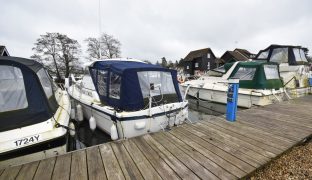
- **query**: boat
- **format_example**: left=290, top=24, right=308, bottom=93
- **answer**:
left=254, top=45, right=310, bottom=97
left=0, top=56, right=71, bottom=169
left=181, top=61, right=286, bottom=108
left=67, top=58, right=188, bottom=140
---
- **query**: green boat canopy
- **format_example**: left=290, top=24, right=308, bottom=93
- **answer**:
left=224, top=61, right=283, bottom=89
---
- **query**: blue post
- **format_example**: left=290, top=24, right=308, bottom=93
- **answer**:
left=226, top=79, right=239, bottom=122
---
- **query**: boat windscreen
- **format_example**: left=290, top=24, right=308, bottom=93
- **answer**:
left=232, top=67, right=256, bottom=80
left=137, top=71, right=176, bottom=98
left=0, top=65, right=28, bottom=113
left=293, top=48, right=308, bottom=62
left=264, top=65, right=279, bottom=79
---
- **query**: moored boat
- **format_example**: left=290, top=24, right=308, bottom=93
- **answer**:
left=0, top=56, right=71, bottom=169
left=68, top=58, right=188, bottom=140
left=181, top=61, right=286, bottom=108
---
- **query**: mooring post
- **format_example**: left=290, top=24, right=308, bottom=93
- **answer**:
left=226, top=79, right=239, bottom=122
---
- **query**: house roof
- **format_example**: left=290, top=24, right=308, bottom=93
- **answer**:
left=184, top=48, right=214, bottom=61
left=234, top=48, right=255, bottom=58
left=0, top=45, right=10, bottom=56
left=221, top=51, right=249, bottom=62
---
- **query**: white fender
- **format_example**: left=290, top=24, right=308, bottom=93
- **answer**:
left=76, top=104, right=84, bottom=121
left=89, top=116, right=96, bottom=131
left=70, top=108, right=76, bottom=120
left=134, top=121, right=146, bottom=130
left=69, top=122, right=76, bottom=137
left=110, top=124, right=118, bottom=140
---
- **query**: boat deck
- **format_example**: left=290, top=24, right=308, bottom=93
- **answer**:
left=1, top=96, right=312, bottom=180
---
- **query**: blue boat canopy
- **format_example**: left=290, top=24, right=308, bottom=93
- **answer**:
left=89, top=60, right=182, bottom=111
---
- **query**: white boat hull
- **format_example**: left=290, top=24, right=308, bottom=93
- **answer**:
left=185, top=86, right=284, bottom=108
left=69, top=85, right=188, bottom=139
left=0, top=90, right=71, bottom=169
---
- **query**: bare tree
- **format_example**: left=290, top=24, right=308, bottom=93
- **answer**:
left=85, top=33, right=121, bottom=60
left=32, top=32, right=81, bottom=80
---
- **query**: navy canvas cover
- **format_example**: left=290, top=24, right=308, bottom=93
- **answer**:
left=0, top=56, right=58, bottom=132
left=89, top=60, right=182, bottom=111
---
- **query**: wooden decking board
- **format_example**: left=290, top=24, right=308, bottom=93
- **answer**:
left=99, top=144, right=125, bottom=180
left=0, top=165, right=22, bottom=180
left=110, top=142, right=144, bottom=180
left=247, top=108, right=312, bottom=129
left=239, top=110, right=312, bottom=134
left=181, top=124, right=264, bottom=167
left=122, top=140, right=162, bottom=180
left=236, top=113, right=310, bottom=140
left=142, top=135, right=200, bottom=180
left=152, top=132, right=219, bottom=180
left=86, top=147, right=107, bottom=180
left=229, top=112, right=299, bottom=143
left=162, top=131, right=237, bottom=180
left=200, top=120, right=282, bottom=156
left=52, top=153, right=72, bottom=180
left=206, top=117, right=291, bottom=150
left=191, top=121, right=273, bottom=160
left=172, top=127, right=252, bottom=177
left=70, top=149, right=88, bottom=180
left=132, top=137, right=180, bottom=180
left=15, top=161, right=39, bottom=180
left=2, top=96, right=312, bottom=180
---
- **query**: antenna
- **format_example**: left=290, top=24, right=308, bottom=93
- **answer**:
left=98, top=0, right=102, bottom=59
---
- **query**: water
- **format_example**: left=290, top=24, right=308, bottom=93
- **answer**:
left=71, top=96, right=244, bottom=150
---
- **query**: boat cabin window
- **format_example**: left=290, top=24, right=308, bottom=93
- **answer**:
left=137, top=71, right=176, bottom=98
left=0, top=66, right=28, bottom=113
left=270, top=48, right=288, bottom=64
left=97, top=70, right=108, bottom=96
left=37, top=68, right=53, bottom=99
left=109, top=72, right=121, bottom=99
left=264, top=65, right=279, bottom=79
left=232, top=67, right=256, bottom=80
left=258, top=50, right=269, bottom=59
left=293, top=48, right=308, bottom=62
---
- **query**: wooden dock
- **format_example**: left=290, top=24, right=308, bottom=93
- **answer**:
left=1, top=96, right=312, bottom=180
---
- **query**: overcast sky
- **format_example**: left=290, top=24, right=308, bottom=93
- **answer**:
left=1, top=0, right=312, bottom=63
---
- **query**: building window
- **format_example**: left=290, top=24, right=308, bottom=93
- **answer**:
left=186, top=65, right=189, bottom=70
left=195, top=63, right=199, bottom=68
left=207, top=62, right=210, bottom=70
left=207, top=53, right=211, bottom=59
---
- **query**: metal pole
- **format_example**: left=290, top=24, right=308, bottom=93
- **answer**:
left=98, top=0, right=102, bottom=59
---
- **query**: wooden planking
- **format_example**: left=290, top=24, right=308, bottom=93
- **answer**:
left=33, top=157, right=56, bottom=180
left=122, top=140, right=162, bottom=180
left=70, top=150, right=88, bottom=180
left=86, top=147, right=107, bottom=180
left=16, top=161, right=39, bottom=180
left=111, top=141, right=144, bottom=180
left=181, top=124, right=263, bottom=167
left=199, top=120, right=281, bottom=156
left=188, top=122, right=269, bottom=165
left=52, top=153, right=72, bottom=180
left=99, top=143, right=125, bottom=180
left=206, top=116, right=291, bottom=150
left=0, top=165, right=22, bottom=180
left=151, top=132, right=219, bottom=180
left=142, top=134, right=200, bottom=180
left=236, top=114, right=309, bottom=141
left=191, top=121, right=274, bottom=160
left=160, top=131, right=237, bottom=180
left=238, top=111, right=312, bottom=137
left=172, top=128, right=250, bottom=178
left=132, top=137, right=180, bottom=180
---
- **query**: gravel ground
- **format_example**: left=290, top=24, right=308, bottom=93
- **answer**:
left=251, top=139, right=312, bottom=180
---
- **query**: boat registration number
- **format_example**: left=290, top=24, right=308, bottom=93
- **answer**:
left=14, top=135, right=40, bottom=147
